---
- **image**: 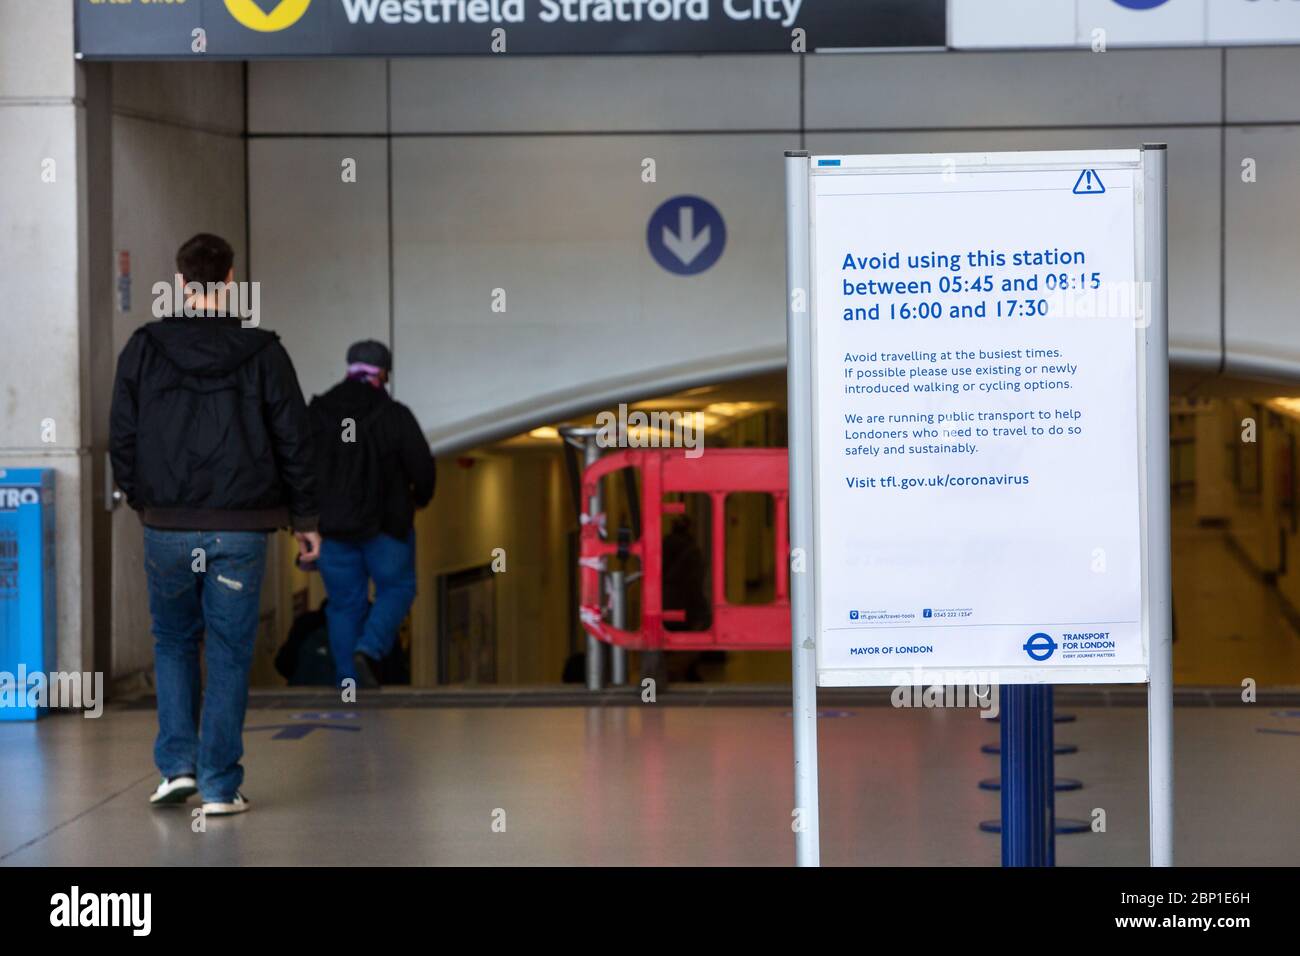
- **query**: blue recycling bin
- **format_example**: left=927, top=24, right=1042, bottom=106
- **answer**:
left=0, top=469, right=57, bottom=721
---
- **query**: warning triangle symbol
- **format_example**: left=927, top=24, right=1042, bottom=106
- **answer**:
left=1073, top=169, right=1105, bottom=195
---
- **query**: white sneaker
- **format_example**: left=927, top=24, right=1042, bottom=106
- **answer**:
left=202, top=792, right=250, bottom=816
left=149, top=775, right=198, bottom=806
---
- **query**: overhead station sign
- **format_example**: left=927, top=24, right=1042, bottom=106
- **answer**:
left=950, top=0, right=1300, bottom=49
left=75, top=0, right=945, bottom=58
left=802, top=149, right=1159, bottom=686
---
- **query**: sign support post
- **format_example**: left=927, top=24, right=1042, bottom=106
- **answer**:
left=1143, top=144, right=1174, bottom=867
left=999, top=685, right=1053, bottom=866
left=785, top=150, right=821, bottom=867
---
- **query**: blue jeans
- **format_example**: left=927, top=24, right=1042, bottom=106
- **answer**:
left=143, top=528, right=268, bottom=801
left=317, top=531, right=416, bottom=685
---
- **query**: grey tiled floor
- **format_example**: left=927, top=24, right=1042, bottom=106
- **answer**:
left=1, top=704, right=1296, bottom=865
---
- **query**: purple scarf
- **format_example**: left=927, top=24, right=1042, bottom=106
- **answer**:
left=346, top=362, right=385, bottom=389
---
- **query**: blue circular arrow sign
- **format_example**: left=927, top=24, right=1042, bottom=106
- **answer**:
left=647, top=195, right=726, bottom=276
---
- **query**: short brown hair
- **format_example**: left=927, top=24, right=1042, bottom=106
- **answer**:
left=176, top=233, right=234, bottom=285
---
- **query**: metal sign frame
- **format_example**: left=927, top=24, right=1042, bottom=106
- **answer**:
left=783, top=145, right=1172, bottom=867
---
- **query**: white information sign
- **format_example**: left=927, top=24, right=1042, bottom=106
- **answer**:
left=807, top=150, right=1151, bottom=686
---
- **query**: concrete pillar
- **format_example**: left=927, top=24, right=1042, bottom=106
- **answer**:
left=1193, top=400, right=1232, bottom=524
left=0, top=1, right=100, bottom=676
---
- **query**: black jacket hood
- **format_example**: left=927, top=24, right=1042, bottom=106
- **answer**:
left=143, top=317, right=278, bottom=377
left=314, top=377, right=390, bottom=415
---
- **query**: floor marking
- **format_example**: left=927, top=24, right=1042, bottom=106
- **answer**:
left=246, top=722, right=361, bottom=740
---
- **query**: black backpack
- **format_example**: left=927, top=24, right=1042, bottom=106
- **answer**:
left=274, top=605, right=336, bottom=686
left=311, top=398, right=390, bottom=539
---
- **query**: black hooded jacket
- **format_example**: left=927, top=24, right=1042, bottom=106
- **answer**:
left=109, top=317, right=318, bottom=532
left=309, top=378, right=436, bottom=541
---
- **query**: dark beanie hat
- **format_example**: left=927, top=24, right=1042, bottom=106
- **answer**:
left=346, top=339, right=392, bottom=371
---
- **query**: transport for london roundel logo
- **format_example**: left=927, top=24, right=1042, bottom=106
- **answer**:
left=224, top=0, right=313, bottom=33
left=1023, top=632, right=1058, bottom=662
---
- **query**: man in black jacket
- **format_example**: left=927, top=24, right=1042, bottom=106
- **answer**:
left=110, top=233, right=319, bottom=817
left=310, top=340, right=435, bottom=689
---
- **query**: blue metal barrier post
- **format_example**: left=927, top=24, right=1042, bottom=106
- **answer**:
left=0, top=469, right=57, bottom=722
left=999, top=684, right=1055, bottom=866
left=1045, top=686, right=1057, bottom=867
